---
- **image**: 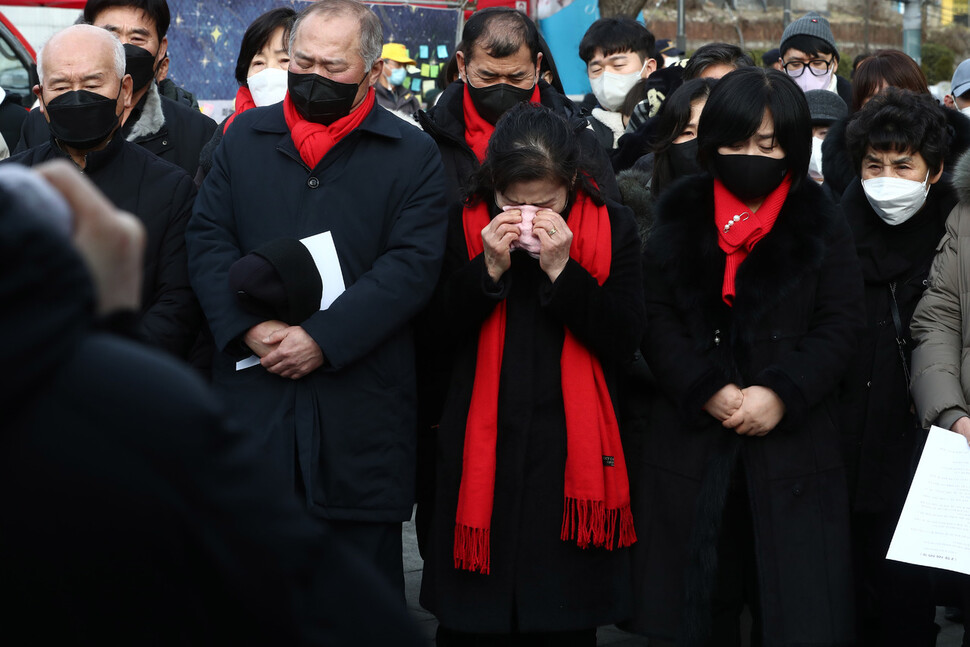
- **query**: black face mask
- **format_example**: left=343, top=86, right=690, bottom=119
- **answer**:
left=288, top=70, right=364, bottom=125
left=466, top=79, right=535, bottom=125
left=713, top=152, right=788, bottom=201
left=667, top=139, right=701, bottom=178
left=123, top=44, right=159, bottom=92
left=44, top=89, right=121, bottom=150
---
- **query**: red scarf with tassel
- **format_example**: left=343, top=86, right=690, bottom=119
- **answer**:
left=282, top=88, right=375, bottom=169
left=454, top=188, right=636, bottom=575
left=714, top=174, right=791, bottom=306
left=223, top=85, right=257, bottom=134
left=462, top=82, right=541, bottom=163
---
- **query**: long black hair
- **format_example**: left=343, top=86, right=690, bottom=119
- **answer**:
left=697, top=67, right=811, bottom=191
left=650, top=77, right=717, bottom=195
left=465, top=103, right=602, bottom=206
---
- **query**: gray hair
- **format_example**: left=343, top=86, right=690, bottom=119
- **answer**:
left=289, top=0, right=383, bottom=69
left=38, top=24, right=126, bottom=85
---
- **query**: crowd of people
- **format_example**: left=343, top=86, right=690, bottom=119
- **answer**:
left=6, top=0, right=970, bottom=645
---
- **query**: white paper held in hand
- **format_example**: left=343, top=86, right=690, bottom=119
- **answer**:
left=235, top=231, right=346, bottom=371
left=887, top=425, right=970, bottom=575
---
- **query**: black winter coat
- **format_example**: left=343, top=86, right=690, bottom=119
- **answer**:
left=420, top=197, right=644, bottom=633
left=628, top=174, right=865, bottom=645
left=5, top=135, right=200, bottom=358
left=417, top=79, right=620, bottom=206
left=839, top=178, right=957, bottom=512
left=16, top=83, right=216, bottom=177
left=186, top=102, right=447, bottom=522
left=0, top=194, right=424, bottom=646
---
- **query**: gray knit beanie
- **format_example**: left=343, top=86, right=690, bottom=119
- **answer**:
left=780, top=12, right=837, bottom=54
left=804, top=89, right=847, bottom=125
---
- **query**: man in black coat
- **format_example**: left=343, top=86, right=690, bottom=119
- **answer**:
left=15, top=0, right=215, bottom=177
left=417, top=7, right=618, bottom=206
left=0, top=159, right=424, bottom=646
left=186, top=0, right=447, bottom=596
left=5, top=24, right=199, bottom=359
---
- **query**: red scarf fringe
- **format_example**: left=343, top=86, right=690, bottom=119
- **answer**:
left=283, top=87, right=375, bottom=169
left=454, top=189, right=636, bottom=575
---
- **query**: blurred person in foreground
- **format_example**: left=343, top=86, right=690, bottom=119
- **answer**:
left=0, top=160, right=423, bottom=646
left=5, top=24, right=198, bottom=359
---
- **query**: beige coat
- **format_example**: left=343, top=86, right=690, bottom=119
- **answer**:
left=911, top=152, right=970, bottom=429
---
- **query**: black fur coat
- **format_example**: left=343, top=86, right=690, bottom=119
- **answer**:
left=625, top=173, right=865, bottom=646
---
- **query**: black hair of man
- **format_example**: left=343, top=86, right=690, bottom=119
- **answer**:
left=83, top=0, right=171, bottom=40
left=845, top=87, right=950, bottom=176
left=234, top=7, right=296, bottom=86
left=459, top=8, right=540, bottom=65
left=682, top=42, right=754, bottom=80
left=779, top=34, right=839, bottom=63
left=578, top=16, right=656, bottom=65
left=697, top=67, right=811, bottom=192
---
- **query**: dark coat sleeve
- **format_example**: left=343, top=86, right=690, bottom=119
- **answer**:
left=540, top=201, right=645, bottom=364
left=754, top=214, right=865, bottom=419
left=185, top=132, right=264, bottom=358
left=14, top=108, right=46, bottom=154
left=300, top=137, right=449, bottom=371
left=641, top=257, right=730, bottom=418
left=138, top=171, right=201, bottom=357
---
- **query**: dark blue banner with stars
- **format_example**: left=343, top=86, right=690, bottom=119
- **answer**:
left=165, top=0, right=461, bottom=106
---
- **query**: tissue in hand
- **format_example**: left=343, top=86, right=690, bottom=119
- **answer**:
left=504, top=204, right=542, bottom=258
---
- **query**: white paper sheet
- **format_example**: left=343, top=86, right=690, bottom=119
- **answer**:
left=235, top=231, right=346, bottom=371
left=887, top=425, right=970, bottom=575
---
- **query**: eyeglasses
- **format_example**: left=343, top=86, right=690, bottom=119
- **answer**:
left=783, top=59, right=832, bottom=77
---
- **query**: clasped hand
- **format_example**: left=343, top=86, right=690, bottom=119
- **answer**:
left=703, top=384, right=785, bottom=437
left=244, top=320, right=324, bottom=380
left=482, top=208, right=573, bottom=283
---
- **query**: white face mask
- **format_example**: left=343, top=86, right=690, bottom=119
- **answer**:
left=861, top=171, right=931, bottom=226
left=961, top=105, right=970, bottom=119
left=808, top=136, right=824, bottom=183
left=247, top=68, right=288, bottom=107
left=589, top=60, right=646, bottom=112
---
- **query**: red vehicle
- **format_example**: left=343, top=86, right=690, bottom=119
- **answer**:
left=0, top=0, right=85, bottom=106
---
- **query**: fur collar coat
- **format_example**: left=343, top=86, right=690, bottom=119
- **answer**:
left=625, top=173, right=864, bottom=646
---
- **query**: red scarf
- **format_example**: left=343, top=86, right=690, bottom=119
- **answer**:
left=223, top=85, right=257, bottom=134
left=454, top=189, right=636, bottom=575
left=714, top=174, right=791, bottom=306
left=462, top=82, right=541, bottom=163
left=282, top=88, right=375, bottom=169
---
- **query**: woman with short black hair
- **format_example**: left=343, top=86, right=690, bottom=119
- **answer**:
left=420, top=102, right=644, bottom=645
left=626, top=67, right=864, bottom=646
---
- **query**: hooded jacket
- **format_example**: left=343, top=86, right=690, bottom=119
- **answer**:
left=16, top=82, right=216, bottom=177
left=911, top=151, right=970, bottom=430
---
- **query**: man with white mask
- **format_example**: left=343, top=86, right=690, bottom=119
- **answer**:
left=779, top=12, right=852, bottom=109
left=579, top=16, right=657, bottom=150
left=839, top=86, right=953, bottom=647
left=944, top=58, right=970, bottom=117
left=804, top=89, right=846, bottom=185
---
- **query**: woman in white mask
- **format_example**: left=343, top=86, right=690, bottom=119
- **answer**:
left=195, top=8, right=295, bottom=183
left=839, top=87, right=955, bottom=647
